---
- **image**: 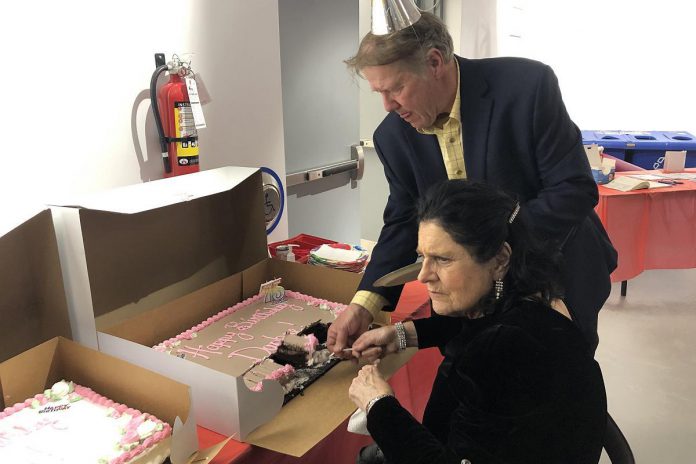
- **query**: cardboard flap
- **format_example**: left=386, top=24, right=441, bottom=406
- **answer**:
left=55, top=338, right=190, bottom=424
left=245, top=348, right=415, bottom=457
left=236, top=376, right=285, bottom=440
left=191, top=438, right=232, bottom=464
left=51, top=167, right=269, bottom=348
left=101, top=272, right=243, bottom=346
left=81, top=171, right=267, bottom=319
left=172, top=406, right=200, bottom=464
left=56, top=166, right=262, bottom=214
left=0, top=210, right=72, bottom=363
left=0, top=338, right=63, bottom=408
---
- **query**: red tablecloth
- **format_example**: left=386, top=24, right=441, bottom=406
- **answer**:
left=596, top=169, right=696, bottom=282
left=198, top=281, right=441, bottom=464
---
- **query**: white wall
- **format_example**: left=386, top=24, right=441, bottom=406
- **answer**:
left=1, top=0, right=288, bottom=240
left=455, top=0, right=498, bottom=58
left=497, top=0, right=696, bottom=134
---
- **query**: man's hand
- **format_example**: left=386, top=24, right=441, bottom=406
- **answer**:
left=327, top=303, right=373, bottom=357
left=351, top=325, right=398, bottom=364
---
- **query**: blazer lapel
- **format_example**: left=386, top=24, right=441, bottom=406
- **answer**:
left=407, top=130, right=447, bottom=188
left=458, top=57, right=492, bottom=181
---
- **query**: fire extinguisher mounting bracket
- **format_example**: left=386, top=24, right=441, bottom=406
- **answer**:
left=154, top=53, right=166, bottom=67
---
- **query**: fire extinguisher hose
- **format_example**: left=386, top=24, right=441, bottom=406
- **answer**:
left=150, top=64, right=172, bottom=173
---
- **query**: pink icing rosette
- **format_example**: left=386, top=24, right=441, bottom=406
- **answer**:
left=250, top=364, right=296, bottom=392
left=267, top=364, right=295, bottom=381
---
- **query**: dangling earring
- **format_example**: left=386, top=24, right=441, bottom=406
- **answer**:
left=494, top=279, right=504, bottom=300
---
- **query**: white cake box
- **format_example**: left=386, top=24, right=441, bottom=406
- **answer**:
left=0, top=208, right=213, bottom=463
left=50, top=167, right=413, bottom=456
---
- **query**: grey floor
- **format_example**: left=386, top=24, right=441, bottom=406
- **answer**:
left=596, top=268, right=696, bottom=463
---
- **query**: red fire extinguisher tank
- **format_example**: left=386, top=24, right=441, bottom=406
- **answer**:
left=157, top=73, right=200, bottom=177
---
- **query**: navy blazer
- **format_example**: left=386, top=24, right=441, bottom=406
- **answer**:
left=360, top=56, right=617, bottom=348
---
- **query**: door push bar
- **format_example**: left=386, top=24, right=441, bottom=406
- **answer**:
left=286, top=144, right=365, bottom=188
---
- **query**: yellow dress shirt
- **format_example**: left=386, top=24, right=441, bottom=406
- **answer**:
left=418, top=60, right=465, bottom=179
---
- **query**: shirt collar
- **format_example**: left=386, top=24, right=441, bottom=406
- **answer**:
left=418, top=59, right=461, bottom=134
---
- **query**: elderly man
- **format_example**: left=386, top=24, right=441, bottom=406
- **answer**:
left=327, top=12, right=617, bottom=354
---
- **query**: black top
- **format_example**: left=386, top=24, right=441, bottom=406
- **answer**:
left=367, top=300, right=607, bottom=464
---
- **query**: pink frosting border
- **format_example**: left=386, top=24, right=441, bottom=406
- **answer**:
left=249, top=364, right=296, bottom=392
left=153, top=290, right=347, bottom=351
left=0, top=382, right=172, bottom=464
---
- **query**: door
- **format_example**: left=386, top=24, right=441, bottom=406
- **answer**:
left=279, top=0, right=362, bottom=244
left=278, top=0, right=445, bottom=246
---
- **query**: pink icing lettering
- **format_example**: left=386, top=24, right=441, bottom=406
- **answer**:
left=12, top=424, right=31, bottom=435
left=234, top=320, right=254, bottom=331
left=154, top=291, right=348, bottom=351
left=264, top=302, right=288, bottom=311
left=260, top=335, right=284, bottom=352
left=177, top=345, right=222, bottom=360
left=50, top=419, right=68, bottom=431
left=228, top=347, right=271, bottom=362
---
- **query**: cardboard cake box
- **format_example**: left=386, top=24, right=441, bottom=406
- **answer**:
left=51, top=167, right=414, bottom=456
left=0, top=208, right=215, bottom=463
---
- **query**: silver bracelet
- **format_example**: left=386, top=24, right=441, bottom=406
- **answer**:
left=366, top=393, right=392, bottom=415
left=394, top=322, right=407, bottom=352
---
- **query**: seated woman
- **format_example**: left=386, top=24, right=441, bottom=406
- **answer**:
left=349, top=180, right=606, bottom=464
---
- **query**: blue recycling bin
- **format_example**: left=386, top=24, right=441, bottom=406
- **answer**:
left=582, top=130, right=696, bottom=170
left=581, top=131, right=630, bottom=160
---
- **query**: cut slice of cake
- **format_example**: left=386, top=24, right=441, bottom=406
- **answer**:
left=243, top=323, right=338, bottom=403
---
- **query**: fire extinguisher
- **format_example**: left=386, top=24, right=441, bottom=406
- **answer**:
left=150, top=53, right=200, bottom=177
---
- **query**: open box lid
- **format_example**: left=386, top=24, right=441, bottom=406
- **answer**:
left=0, top=207, right=72, bottom=363
left=51, top=167, right=268, bottom=348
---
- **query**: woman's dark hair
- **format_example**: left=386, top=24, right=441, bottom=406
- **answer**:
left=417, top=180, right=563, bottom=312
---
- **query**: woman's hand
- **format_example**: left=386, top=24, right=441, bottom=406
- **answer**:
left=351, top=325, right=399, bottom=363
left=349, top=364, right=394, bottom=411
